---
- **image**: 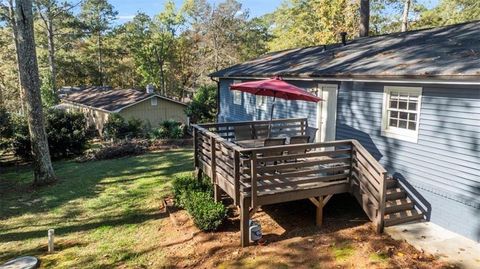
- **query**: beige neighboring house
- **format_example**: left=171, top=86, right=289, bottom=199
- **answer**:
left=58, top=86, right=188, bottom=135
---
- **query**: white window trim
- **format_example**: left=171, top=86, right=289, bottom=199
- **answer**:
left=232, top=80, right=242, bottom=105
left=381, top=86, right=422, bottom=143
left=151, top=97, right=157, bottom=106
left=256, top=95, right=267, bottom=110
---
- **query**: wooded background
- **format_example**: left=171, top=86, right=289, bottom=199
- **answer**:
left=0, top=0, right=478, bottom=112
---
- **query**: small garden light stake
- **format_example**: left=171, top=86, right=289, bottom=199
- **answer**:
left=48, top=229, right=54, bottom=252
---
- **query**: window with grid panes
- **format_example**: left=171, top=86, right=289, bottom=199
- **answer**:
left=381, top=86, right=422, bottom=143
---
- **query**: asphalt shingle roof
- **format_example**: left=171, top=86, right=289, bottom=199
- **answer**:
left=210, top=21, right=480, bottom=81
left=61, top=87, right=185, bottom=112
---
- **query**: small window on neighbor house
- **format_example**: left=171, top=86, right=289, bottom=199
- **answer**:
left=232, top=80, right=242, bottom=105
left=151, top=97, right=157, bottom=106
left=382, top=86, right=422, bottom=143
left=256, top=95, right=267, bottom=110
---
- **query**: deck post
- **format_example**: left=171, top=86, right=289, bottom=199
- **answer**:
left=210, top=136, right=217, bottom=184
left=316, top=196, right=323, bottom=227
left=210, top=136, right=222, bottom=202
left=214, top=185, right=222, bottom=203
left=233, top=151, right=240, bottom=205
left=250, top=153, right=258, bottom=209
left=193, top=127, right=203, bottom=181
left=195, top=168, right=203, bottom=181
left=376, top=172, right=388, bottom=233
left=240, top=196, right=250, bottom=247
left=348, top=141, right=354, bottom=183
left=193, top=126, right=199, bottom=168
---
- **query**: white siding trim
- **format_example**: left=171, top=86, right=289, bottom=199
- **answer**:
left=381, top=86, right=422, bottom=143
left=232, top=80, right=243, bottom=105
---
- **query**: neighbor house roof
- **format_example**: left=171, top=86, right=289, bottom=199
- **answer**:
left=60, top=86, right=186, bottom=113
left=210, top=21, right=480, bottom=81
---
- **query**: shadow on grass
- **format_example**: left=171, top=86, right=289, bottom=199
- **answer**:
left=0, top=238, right=87, bottom=264
left=0, top=150, right=193, bottom=220
left=0, top=209, right=166, bottom=243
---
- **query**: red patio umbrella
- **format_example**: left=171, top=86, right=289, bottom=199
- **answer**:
left=230, top=77, right=322, bottom=137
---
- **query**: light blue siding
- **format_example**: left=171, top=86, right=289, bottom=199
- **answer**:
left=336, top=81, right=480, bottom=241
left=219, top=78, right=480, bottom=242
left=218, top=79, right=320, bottom=131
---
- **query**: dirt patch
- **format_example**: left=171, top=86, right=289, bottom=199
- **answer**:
left=159, top=194, right=454, bottom=269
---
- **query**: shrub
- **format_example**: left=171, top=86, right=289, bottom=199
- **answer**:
left=45, top=109, right=89, bottom=158
left=10, top=109, right=89, bottom=160
left=40, top=75, right=59, bottom=108
left=172, top=174, right=212, bottom=207
left=183, top=191, right=227, bottom=231
left=172, top=174, right=226, bottom=231
left=149, top=120, right=185, bottom=139
left=78, top=140, right=147, bottom=162
left=103, top=114, right=144, bottom=140
left=185, top=85, right=217, bottom=124
left=10, top=115, right=31, bottom=158
left=0, top=108, right=13, bottom=150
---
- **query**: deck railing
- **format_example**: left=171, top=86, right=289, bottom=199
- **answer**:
left=239, top=140, right=353, bottom=208
left=199, top=118, right=308, bottom=141
left=193, top=118, right=388, bottom=232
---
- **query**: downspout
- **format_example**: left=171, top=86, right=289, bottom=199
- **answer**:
left=210, top=77, right=220, bottom=123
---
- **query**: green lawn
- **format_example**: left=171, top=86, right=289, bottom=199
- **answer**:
left=0, top=149, right=193, bottom=268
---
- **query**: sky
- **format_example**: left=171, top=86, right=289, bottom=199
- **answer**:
left=110, top=0, right=282, bottom=22
left=110, top=0, right=440, bottom=23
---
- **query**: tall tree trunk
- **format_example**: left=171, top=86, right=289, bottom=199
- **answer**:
left=359, top=0, right=370, bottom=37
left=14, top=0, right=56, bottom=186
left=7, top=0, right=25, bottom=115
left=401, top=0, right=412, bottom=32
left=45, top=5, right=57, bottom=94
left=0, top=76, right=4, bottom=107
left=98, top=31, right=104, bottom=86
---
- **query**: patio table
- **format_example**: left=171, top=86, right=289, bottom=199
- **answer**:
left=235, top=139, right=266, bottom=148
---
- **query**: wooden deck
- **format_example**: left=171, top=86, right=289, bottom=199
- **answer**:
left=193, top=118, right=389, bottom=246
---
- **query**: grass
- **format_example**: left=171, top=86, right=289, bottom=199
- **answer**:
left=331, top=241, right=355, bottom=262
left=0, top=149, right=450, bottom=269
left=0, top=149, right=193, bottom=268
left=369, top=252, right=390, bottom=263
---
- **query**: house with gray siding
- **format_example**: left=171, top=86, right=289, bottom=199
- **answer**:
left=210, top=21, right=480, bottom=241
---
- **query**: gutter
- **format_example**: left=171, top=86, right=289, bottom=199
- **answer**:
left=61, top=100, right=113, bottom=113
left=212, top=75, right=480, bottom=86
left=62, top=94, right=187, bottom=114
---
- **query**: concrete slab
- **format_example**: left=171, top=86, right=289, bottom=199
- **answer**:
left=386, top=221, right=480, bottom=269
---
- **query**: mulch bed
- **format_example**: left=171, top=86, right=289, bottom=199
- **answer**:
left=158, top=193, right=455, bottom=269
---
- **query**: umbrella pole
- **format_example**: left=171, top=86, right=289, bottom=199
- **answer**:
left=268, top=95, right=276, bottom=137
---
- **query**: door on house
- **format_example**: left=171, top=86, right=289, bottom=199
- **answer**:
left=316, top=84, right=338, bottom=142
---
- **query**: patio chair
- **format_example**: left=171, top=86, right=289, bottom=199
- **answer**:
left=286, top=135, right=310, bottom=163
left=253, top=124, right=269, bottom=139
left=259, top=137, right=286, bottom=167
left=234, top=125, right=253, bottom=141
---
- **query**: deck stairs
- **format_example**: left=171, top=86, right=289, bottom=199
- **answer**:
left=383, top=177, right=424, bottom=227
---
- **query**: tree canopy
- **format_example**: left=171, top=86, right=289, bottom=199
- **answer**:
left=0, top=0, right=478, bottom=112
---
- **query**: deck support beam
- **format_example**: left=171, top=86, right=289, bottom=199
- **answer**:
left=315, top=196, right=323, bottom=226
left=309, top=194, right=334, bottom=227
left=240, top=197, right=250, bottom=247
